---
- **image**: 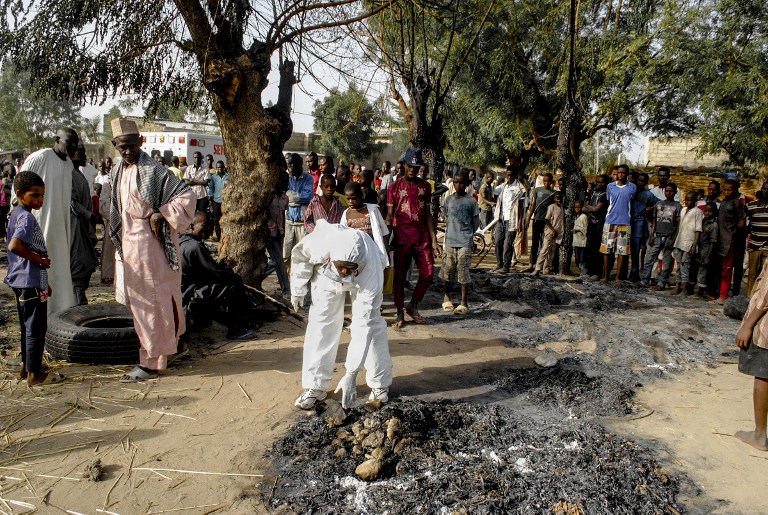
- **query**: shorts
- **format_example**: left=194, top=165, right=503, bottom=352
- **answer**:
left=440, top=246, right=472, bottom=285
left=600, top=224, right=631, bottom=256
left=739, top=339, right=768, bottom=379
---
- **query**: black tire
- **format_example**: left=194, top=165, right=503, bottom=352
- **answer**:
left=46, top=302, right=139, bottom=364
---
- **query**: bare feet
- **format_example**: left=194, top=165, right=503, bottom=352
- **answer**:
left=670, top=289, right=681, bottom=296
left=735, top=430, right=768, bottom=451
left=600, top=277, right=609, bottom=283
left=393, top=313, right=405, bottom=329
left=713, top=297, right=726, bottom=305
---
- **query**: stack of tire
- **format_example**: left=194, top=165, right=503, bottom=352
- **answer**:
left=46, top=302, right=139, bottom=364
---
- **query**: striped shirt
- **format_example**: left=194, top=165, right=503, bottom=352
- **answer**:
left=747, top=200, right=768, bottom=251
left=304, top=194, right=342, bottom=233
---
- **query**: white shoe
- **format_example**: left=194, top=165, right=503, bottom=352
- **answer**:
left=294, top=389, right=327, bottom=409
left=368, top=388, right=389, bottom=403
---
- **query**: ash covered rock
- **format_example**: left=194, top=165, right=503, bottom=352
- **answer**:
left=265, top=400, right=680, bottom=514
left=723, top=295, right=749, bottom=320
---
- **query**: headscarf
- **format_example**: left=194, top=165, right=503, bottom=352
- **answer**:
left=109, top=151, right=190, bottom=270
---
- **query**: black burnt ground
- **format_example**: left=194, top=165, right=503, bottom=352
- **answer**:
left=265, top=399, right=680, bottom=514
left=491, top=356, right=640, bottom=419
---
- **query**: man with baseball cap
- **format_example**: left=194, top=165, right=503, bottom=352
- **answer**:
left=386, top=148, right=441, bottom=328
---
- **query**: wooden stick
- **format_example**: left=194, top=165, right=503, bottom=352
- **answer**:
left=565, top=283, right=585, bottom=295
left=237, top=383, right=252, bottom=403
left=211, top=376, right=224, bottom=401
left=149, top=410, right=196, bottom=420
left=132, top=467, right=263, bottom=478
left=603, top=409, right=654, bottom=422
left=145, top=504, right=221, bottom=514
left=244, top=284, right=303, bottom=321
left=103, top=472, right=123, bottom=510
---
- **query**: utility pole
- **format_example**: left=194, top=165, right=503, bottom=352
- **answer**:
left=595, top=132, right=600, bottom=174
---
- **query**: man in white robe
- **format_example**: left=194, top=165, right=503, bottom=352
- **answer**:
left=109, top=119, right=196, bottom=382
left=80, top=160, right=98, bottom=191
left=20, top=128, right=79, bottom=313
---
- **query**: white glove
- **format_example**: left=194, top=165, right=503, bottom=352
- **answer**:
left=334, top=370, right=358, bottom=409
left=291, top=295, right=304, bottom=312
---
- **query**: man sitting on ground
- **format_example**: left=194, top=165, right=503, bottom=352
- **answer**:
left=179, top=211, right=252, bottom=341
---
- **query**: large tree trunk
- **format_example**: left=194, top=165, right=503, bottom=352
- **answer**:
left=557, top=102, right=585, bottom=274
left=201, top=51, right=294, bottom=287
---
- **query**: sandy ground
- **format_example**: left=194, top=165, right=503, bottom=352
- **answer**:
left=0, top=252, right=765, bottom=513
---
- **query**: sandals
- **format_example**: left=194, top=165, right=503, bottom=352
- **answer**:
left=453, top=305, right=469, bottom=315
left=120, top=367, right=159, bottom=383
left=405, top=307, right=426, bottom=324
left=167, top=348, right=189, bottom=365
left=442, top=301, right=454, bottom=312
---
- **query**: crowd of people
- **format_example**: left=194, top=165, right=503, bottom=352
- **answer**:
left=483, top=163, right=762, bottom=306
left=5, top=122, right=768, bottom=453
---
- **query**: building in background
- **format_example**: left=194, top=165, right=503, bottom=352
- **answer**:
left=644, top=137, right=728, bottom=169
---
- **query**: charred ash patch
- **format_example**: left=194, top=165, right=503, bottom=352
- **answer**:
left=263, top=399, right=680, bottom=514
left=491, top=357, right=640, bottom=419
left=472, top=273, right=650, bottom=316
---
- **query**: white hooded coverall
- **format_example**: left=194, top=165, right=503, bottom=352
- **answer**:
left=291, top=220, right=393, bottom=391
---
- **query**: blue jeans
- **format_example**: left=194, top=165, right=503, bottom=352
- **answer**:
left=13, top=288, right=47, bottom=374
left=641, top=234, right=674, bottom=286
left=494, top=221, right=517, bottom=270
left=265, top=235, right=290, bottom=294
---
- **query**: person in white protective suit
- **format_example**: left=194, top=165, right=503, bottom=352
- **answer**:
left=291, top=219, right=393, bottom=409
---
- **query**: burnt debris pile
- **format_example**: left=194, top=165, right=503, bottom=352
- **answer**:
left=265, top=399, right=680, bottom=514
left=471, top=273, right=649, bottom=317
left=492, top=357, right=638, bottom=419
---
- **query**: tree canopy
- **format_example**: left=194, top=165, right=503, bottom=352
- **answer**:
left=0, top=0, right=392, bottom=285
left=0, top=65, right=85, bottom=151
left=657, top=0, right=768, bottom=171
left=312, top=85, right=383, bottom=163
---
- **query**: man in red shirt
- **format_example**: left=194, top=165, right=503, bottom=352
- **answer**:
left=305, top=152, right=321, bottom=193
left=386, top=149, right=441, bottom=328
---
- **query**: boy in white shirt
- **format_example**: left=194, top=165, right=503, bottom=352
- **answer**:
left=672, top=191, right=703, bottom=296
left=573, top=200, right=589, bottom=277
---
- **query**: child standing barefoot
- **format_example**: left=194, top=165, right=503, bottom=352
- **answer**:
left=735, top=258, right=768, bottom=451
left=5, top=171, right=62, bottom=386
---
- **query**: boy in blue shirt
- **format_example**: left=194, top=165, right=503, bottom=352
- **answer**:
left=601, top=164, right=636, bottom=282
left=5, top=171, right=61, bottom=386
left=440, top=169, right=480, bottom=315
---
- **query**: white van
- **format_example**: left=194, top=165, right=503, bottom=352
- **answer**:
left=141, top=132, right=227, bottom=166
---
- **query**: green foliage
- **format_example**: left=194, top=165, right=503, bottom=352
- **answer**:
left=312, top=85, right=384, bottom=163
left=0, top=0, right=200, bottom=116
left=0, top=65, right=84, bottom=151
left=655, top=0, right=768, bottom=168
left=445, top=0, right=677, bottom=166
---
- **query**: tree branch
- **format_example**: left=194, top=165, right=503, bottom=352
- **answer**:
left=435, top=0, right=495, bottom=114
left=173, top=0, right=213, bottom=54
left=271, top=0, right=378, bottom=49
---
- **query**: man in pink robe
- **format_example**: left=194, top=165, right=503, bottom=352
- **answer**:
left=108, top=119, right=196, bottom=382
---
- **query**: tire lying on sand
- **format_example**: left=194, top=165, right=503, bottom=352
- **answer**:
left=46, top=302, right=139, bottom=364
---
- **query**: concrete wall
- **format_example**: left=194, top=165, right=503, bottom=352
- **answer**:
left=644, top=137, right=728, bottom=169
